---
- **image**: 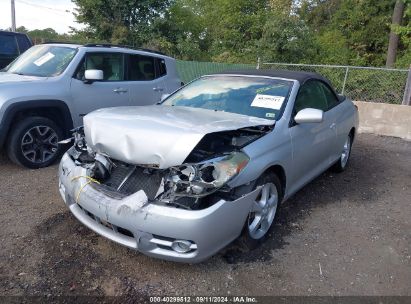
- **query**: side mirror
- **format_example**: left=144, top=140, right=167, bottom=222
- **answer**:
left=294, top=108, right=324, bottom=124
left=84, top=69, right=103, bottom=83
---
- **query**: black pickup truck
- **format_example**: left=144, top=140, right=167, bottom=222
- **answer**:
left=0, top=31, right=32, bottom=69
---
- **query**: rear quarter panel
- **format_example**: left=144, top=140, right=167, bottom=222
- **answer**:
left=335, top=98, right=359, bottom=153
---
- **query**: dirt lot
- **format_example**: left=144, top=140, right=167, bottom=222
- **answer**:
left=0, top=134, right=410, bottom=299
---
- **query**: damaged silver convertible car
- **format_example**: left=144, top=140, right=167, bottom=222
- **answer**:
left=58, top=70, right=359, bottom=263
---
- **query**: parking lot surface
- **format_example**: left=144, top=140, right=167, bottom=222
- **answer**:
left=0, top=134, right=410, bottom=298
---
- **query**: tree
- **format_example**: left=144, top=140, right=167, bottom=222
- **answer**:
left=66, top=0, right=409, bottom=66
left=72, top=0, right=172, bottom=45
left=298, top=0, right=397, bottom=66
left=392, top=0, right=411, bottom=67
left=386, top=0, right=406, bottom=67
left=16, top=26, right=28, bottom=33
left=258, top=12, right=318, bottom=63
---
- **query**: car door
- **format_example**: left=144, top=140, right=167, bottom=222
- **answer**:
left=318, top=81, right=342, bottom=161
left=125, top=54, right=168, bottom=105
left=288, top=80, right=337, bottom=192
left=70, top=52, right=131, bottom=120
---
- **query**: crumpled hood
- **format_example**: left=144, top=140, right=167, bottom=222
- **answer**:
left=0, top=72, right=46, bottom=84
left=84, top=105, right=274, bottom=168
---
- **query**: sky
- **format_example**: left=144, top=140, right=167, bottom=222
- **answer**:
left=0, top=0, right=82, bottom=33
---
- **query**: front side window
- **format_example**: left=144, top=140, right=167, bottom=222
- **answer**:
left=0, top=34, right=18, bottom=56
left=294, top=80, right=328, bottom=113
left=128, top=54, right=155, bottom=81
left=162, top=76, right=292, bottom=120
left=5, top=45, right=76, bottom=77
left=76, top=52, right=124, bottom=81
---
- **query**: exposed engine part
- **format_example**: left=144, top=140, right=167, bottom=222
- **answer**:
left=93, top=160, right=164, bottom=200
left=91, top=153, right=112, bottom=180
left=184, top=125, right=271, bottom=163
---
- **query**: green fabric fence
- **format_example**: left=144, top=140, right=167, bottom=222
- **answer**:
left=176, top=60, right=256, bottom=84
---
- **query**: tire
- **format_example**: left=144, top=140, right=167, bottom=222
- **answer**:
left=331, top=133, right=353, bottom=173
left=7, top=116, right=64, bottom=169
left=239, top=172, right=283, bottom=251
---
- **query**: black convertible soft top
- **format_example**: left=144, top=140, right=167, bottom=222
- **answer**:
left=215, top=69, right=331, bottom=85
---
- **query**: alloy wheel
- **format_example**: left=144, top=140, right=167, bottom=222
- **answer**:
left=21, top=125, right=59, bottom=164
left=248, top=183, right=278, bottom=240
left=341, top=135, right=351, bottom=168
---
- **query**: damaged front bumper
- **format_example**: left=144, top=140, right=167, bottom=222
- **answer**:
left=58, top=153, right=261, bottom=263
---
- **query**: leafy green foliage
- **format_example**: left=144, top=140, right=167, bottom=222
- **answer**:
left=14, top=0, right=410, bottom=68
left=71, top=0, right=172, bottom=45
left=394, top=0, right=411, bottom=67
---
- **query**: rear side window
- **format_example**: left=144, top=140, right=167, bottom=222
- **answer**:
left=16, top=35, right=31, bottom=53
left=128, top=54, right=155, bottom=81
left=157, top=58, right=167, bottom=77
left=0, top=34, right=18, bottom=56
left=319, top=82, right=340, bottom=109
left=294, top=80, right=328, bottom=112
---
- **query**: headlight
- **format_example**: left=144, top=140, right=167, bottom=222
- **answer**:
left=67, top=127, right=95, bottom=164
left=73, top=127, right=87, bottom=151
left=168, top=152, right=249, bottom=197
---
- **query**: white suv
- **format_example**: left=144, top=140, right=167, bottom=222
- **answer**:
left=0, top=43, right=182, bottom=168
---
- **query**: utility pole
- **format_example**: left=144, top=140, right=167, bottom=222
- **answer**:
left=403, top=65, right=411, bottom=106
left=11, top=0, right=16, bottom=31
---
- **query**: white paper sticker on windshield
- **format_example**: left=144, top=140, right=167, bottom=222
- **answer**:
left=251, top=94, right=285, bottom=110
left=33, top=52, right=55, bottom=66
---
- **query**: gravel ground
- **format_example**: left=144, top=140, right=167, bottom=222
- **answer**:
left=0, top=134, right=410, bottom=299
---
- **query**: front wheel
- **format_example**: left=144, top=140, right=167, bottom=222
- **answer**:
left=331, top=133, right=353, bottom=173
left=239, top=172, right=283, bottom=251
left=7, top=116, right=64, bottom=169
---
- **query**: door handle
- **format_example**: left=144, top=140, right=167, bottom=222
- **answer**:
left=153, top=87, right=164, bottom=92
left=329, top=123, right=336, bottom=129
left=113, top=88, right=128, bottom=93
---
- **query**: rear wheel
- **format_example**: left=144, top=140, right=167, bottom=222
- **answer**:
left=239, top=172, right=283, bottom=250
left=7, top=116, right=63, bottom=168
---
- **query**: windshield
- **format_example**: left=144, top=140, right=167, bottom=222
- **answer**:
left=5, top=45, right=77, bottom=77
left=162, top=76, right=293, bottom=120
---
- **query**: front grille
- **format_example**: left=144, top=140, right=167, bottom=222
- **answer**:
left=102, top=161, right=163, bottom=200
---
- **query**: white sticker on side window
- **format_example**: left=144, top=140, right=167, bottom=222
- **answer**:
left=251, top=94, right=285, bottom=110
left=33, top=52, right=55, bottom=66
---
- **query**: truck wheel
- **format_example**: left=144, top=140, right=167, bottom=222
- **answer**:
left=239, top=172, right=283, bottom=251
left=7, top=116, right=64, bottom=169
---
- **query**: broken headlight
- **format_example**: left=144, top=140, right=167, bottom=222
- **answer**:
left=168, top=152, right=249, bottom=197
left=67, top=127, right=95, bottom=164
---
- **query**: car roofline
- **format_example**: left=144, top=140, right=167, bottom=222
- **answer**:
left=202, top=73, right=298, bottom=83
left=39, top=42, right=171, bottom=58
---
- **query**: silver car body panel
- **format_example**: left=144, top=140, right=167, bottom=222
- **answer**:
left=84, top=105, right=274, bottom=169
left=59, top=153, right=261, bottom=263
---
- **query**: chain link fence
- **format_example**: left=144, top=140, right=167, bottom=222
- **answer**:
left=261, top=63, right=410, bottom=104
left=176, top=60, right=255, bottom=84
left=175, top=60, right=410, bottom=105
